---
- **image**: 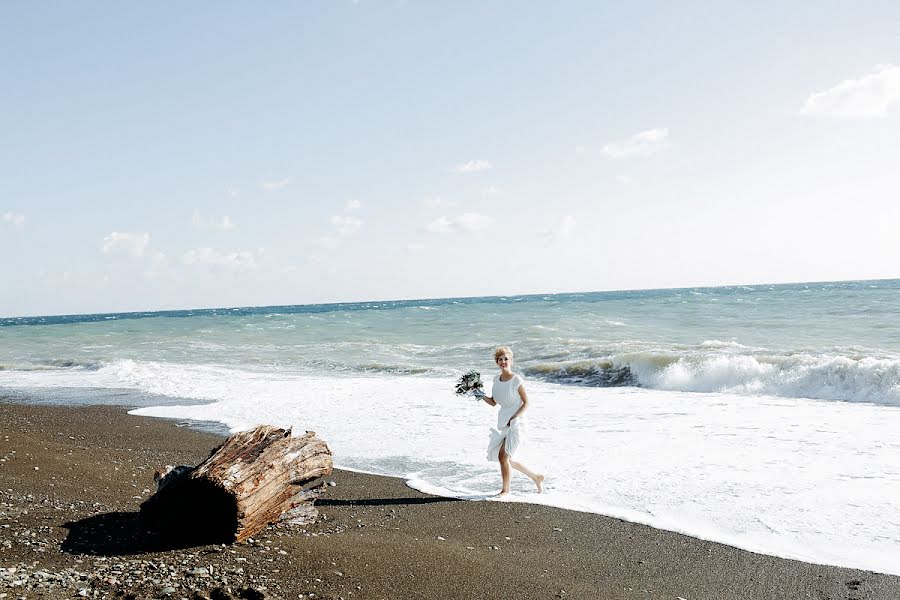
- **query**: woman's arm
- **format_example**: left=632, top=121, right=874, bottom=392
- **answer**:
left=482, top=395, right=496, bottom=406
left=506, top=383, right=529, bottom=426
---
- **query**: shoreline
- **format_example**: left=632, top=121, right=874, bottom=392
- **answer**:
left=1, top=402, right=898, bottom=599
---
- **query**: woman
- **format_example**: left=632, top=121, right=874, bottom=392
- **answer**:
left=482, top=346, right=544, bottom=496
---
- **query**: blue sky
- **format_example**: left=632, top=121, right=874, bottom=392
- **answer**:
left=2, top=2, right=899, bottom=316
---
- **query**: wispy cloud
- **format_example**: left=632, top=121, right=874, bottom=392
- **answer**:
left=801, top=64, right=900, bottom=118
left=602, top=128, right=669, bottom=159
left=426, top=212, right=494, bottom=234
left=192, top=210, right=236, bottom=231
left=330, top=215, right=363, bottom=236
left=539, top=215, right=577, bottom=243
left=481, top=185, right=501, bottom=198
left=318, top=202, right=365, bottom=249
left=319, top=216, right=363, bottom=248
left=142, top=251, right=171, bottom=280
left=100, top=231, right=171, bottom=281
left=101, top=232, right=150, bottom=257
left=182, top=247, right=259, bottom=270
left=2, top=211, right=25, bottom=229
left=261, top=177, right=291, bottom=192
left=423, top=196, right=455, bottom=209
left=450, top=159, right=492, bottom=173
left=425, top=216, right=452, bottom=233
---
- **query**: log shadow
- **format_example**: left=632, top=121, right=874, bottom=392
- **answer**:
left=318, top=497, right=462, bottom=507
left=61, top=511, right=230, bottom=556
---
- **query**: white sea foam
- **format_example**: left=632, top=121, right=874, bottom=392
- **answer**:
left=99, top=364, right=900, bottom=576
left=4, top=345, right=900, bottom=407
left=699, top=339, right=751, bottom=349
left=626, top=352, right=900, bottom=404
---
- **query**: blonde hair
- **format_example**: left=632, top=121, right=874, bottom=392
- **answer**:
left=494, top=346, right=513, bottom=363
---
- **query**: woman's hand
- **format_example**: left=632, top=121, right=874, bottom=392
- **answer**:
left=504, top=385, right=530, bottom=426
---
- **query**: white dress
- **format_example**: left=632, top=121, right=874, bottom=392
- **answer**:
left=486, top=373, right=527, bottom=461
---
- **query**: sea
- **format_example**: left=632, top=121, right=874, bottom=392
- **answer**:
left=2, top=279, right=899, bottom=575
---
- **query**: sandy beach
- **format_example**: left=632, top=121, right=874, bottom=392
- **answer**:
left=0, top=401, right=897, bottom=600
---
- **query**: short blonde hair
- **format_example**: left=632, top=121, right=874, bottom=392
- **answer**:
left=494, top=346, right=513, bottom=363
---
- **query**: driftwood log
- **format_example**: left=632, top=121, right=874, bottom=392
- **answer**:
left=140, top=425, right=332, bottom=544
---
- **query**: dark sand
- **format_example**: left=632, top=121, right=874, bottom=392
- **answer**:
left=1, top=402, right=897, bottom=600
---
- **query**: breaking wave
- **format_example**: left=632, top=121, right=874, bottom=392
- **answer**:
left=0, top=359, right=103, bottom=371
left=524, top=361, right=636, bottom=387
left=3, top=349, right=899, bottom=407
left=523, top=350, right=900, bottom=405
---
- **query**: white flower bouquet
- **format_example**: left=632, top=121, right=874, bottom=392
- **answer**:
left=454, top=370, right=485, bottom=399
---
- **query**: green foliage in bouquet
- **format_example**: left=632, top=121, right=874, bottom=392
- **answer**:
left=455, top=370, right=485, bottom=399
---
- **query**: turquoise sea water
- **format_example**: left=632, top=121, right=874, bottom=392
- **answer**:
left=2, top=279, right=899, bottom=405
left=2, top=279, right=900, bottom=574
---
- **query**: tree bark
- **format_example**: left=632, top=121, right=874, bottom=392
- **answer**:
left=140, top=425, right=332, bottom=544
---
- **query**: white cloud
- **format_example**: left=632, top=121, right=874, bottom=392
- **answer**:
left=318, top=212, right=364, bottom=249
left=181, top=247, right=259, bottom=270
left=142, top=251, right=171, bottom=280
left=101, top=232, right=172, bottom=280
left=261, top=177, right=291, bottom=192
left=616, top=175, right=634, bottom=185
left=602, top=128, right=669, bottom=159
left=539, top=215, right=577, bottom=243
left=426, top=212, right=494, bottom=234
left=801, top=64, right=900, bottom=118
left=329, top=215, right=363, bottom=236
left=423, top=196, right=455, bottom=209
left=559, top=215, right=577, bottom=237
left=102, top=232, right=150, bottom=257
left=456, top=212, right=494, bottom=232
left=450, top=159, right=492, bottom=173
left=192, top=210, right=236, bottom=231
left=425, top=216, right=453, bottom=233
left=316, top=200, right=365, bottom=249
left=2, top=211, right=25, bottom=229
left=481, top=185, right=501, bottom=198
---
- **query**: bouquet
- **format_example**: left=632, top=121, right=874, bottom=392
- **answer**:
left=455, top=370, right=485, bottom=399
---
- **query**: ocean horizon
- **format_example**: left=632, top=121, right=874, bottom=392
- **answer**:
left=4, top=275, right=896, bottom=323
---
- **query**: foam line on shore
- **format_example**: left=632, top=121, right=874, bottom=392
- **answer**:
left=125, top=375, right=900, bottom=576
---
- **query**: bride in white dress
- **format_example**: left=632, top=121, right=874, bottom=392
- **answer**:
left=482, top=346, right=544, bottom=496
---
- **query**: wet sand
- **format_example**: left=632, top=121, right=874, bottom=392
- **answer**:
left=1, top=401, right=897, bottom=599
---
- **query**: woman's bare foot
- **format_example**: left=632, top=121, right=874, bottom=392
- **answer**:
left=532, top=474, right=544, bottom=493
left=495, top=489, right=510, bottom=498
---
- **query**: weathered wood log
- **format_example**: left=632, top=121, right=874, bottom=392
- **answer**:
left=140, top=425, right=332, bottom=544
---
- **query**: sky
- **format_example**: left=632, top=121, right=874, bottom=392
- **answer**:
left=2, top=1, right=899, bottom=317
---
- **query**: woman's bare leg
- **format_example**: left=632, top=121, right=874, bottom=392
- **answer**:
left=497, top=443, right=511, bottom=496
left=509, top=459, right=544, bottom=493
